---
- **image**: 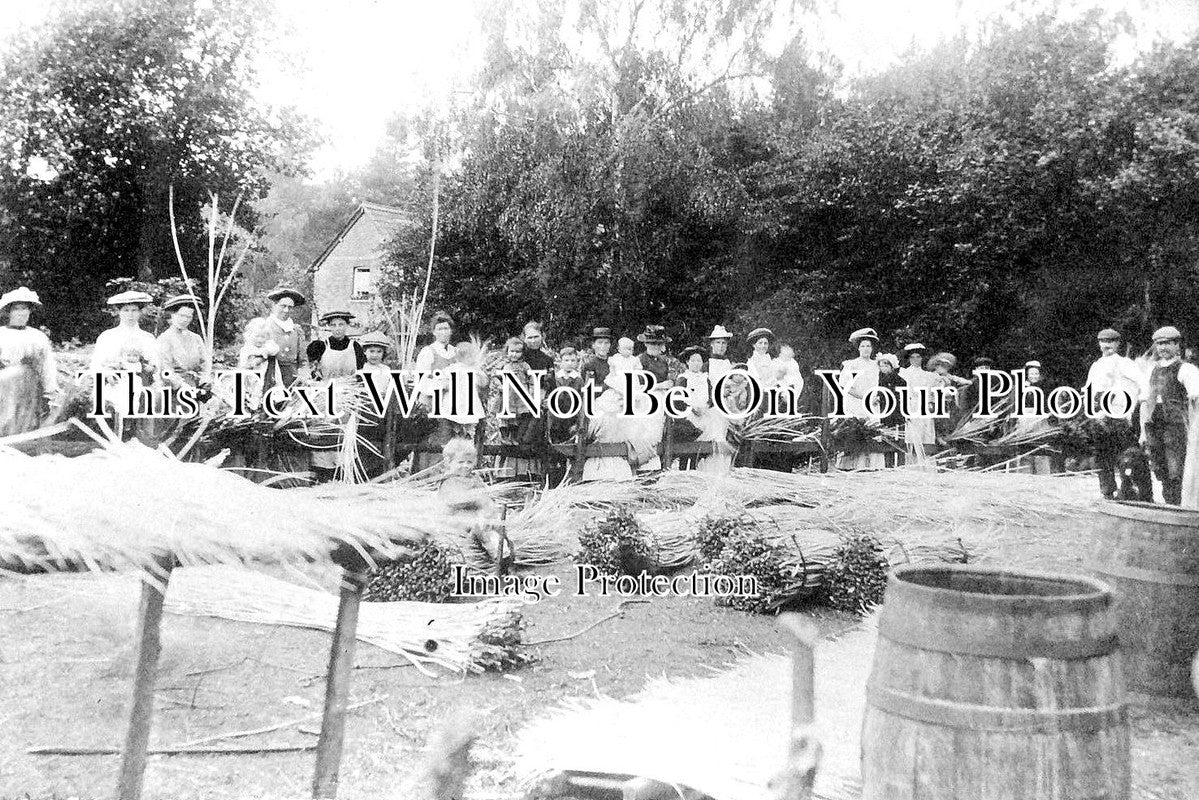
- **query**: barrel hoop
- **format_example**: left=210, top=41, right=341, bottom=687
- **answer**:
left=867, top=684, right=1127, bottom=733
left=1093, top=562, right=1199, bottom=587
left=880, top=616, right=1119, bottom=660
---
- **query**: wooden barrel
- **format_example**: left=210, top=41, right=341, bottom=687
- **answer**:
left=862, top=565, right=1129, bottom=800
left=1095, top=500, right=1199, bottom=705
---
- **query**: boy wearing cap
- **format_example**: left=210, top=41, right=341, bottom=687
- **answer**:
left=1140, top=326, right=1199, bottom=504
left=1085, top=329, right=1142, bottom=498
left=0, top=286, right=58, bottom=434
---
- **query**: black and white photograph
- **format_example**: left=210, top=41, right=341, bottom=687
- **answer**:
left=1, top=0, right=1198, bottom=797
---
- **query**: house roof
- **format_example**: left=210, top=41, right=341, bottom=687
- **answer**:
left=310, top=202, right=410, bottom=273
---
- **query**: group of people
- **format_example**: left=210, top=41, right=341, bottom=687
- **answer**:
left=3, top=279, right=1199, bottom=504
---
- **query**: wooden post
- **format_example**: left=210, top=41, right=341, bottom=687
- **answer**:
left=771, top=614, right=819, bottom=800
left=818, top=385, right=831, bottom=473
left=569, top=405, right=588, bottom=483
left=662, top=415, right=674, bottom=471
left=312, top=570, right=368, bottom=799
left=383, top=404, right=397, bottom=471
left=115, top=563, right=174, bottom=800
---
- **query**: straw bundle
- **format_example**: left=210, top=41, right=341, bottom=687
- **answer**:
left=502, top=479, right=653, bottom=566
left=80, top=566, right=527, bottom=675
left=0, top=440, right=452, bottom=583
left=740, top=414, right=822, bottom=444
left=514, top=615, right=878, bottom=800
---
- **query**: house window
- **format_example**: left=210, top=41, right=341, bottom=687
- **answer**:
left=352, top=267, right=373, bottom=299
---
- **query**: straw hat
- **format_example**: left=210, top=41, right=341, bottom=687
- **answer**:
left=1096, top=328, right=1121, bottom=342
left=636, top=325, right=671, bottom=344
left=849, top=327, right=879, bottom=344
left=358, top=331, right=391, bottom=351
left=266, top=285, right=306, bottom=305
left=106, top=290, right=153, bottom=306
left=590, top=327, right=614, bottom=341
left=746, top=327, right=775, bottom=344
left=903, top=342, right=926, bottom=353
left=318, top=310, right=354, bottom=325
left=877, top=353, right=900, bottom=369
left=706, top=325, right=733, bottom=340
left=161, top=294, right=203, bottom=313
left=1153, top=325, right=1182, bottom=343
left=1024, top=360, right=1042, bottom=370
left=928, top=352, right=957, bottom=369
left=0, top=286, right=41, bottom=312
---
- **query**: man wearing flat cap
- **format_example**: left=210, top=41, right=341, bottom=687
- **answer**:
left=262, top=286, right=309, bottom=387
left=1085, top=328, right=1143, bottom=499
left=1139, top=326, right=1199, bottom=504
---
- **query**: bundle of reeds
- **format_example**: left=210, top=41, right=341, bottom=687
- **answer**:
left=945, top=395, right=1015, bottom=445
left=0, top=439, right=452, bottom=583
left=84, top=566, right=528, bottom=675
left=739, top=414, right=822, bottom=444
left=991, top=419, right=1059, bottom=448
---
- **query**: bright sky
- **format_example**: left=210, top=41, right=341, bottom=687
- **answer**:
left=2, top=0, right=1197, bottom=179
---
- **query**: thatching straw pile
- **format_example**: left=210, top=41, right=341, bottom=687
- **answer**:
left=0, top=440, right=451, bottom=582
left=514, top=615, right=878, bottom=800
left=156, top=567, right=528, bottom=675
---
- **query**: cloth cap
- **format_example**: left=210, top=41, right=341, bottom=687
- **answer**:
left=0, top=286, right=41, bottom=311
left=161, top=294, right=203, bottom=313
left=318, top=310, right=355, bottom=325
left=590, top=327, right=613, bottom=340
left=849, top=327, right=879, bottom=344
left=1096, top=328, right=1121, bottom=342
left=358, top=332, right=391, bottom=351
left=636, top=325, right=671, bottom=344
left=106, top=290, right=153, bottom=306
left=746, top=327, right=775, bottom=344
left=706, top=325, right=733, bottom=340
left=266, top=286, right=306, bottom=305
left=1153, top=326, right=1182, bottom=342
left=877, top=353, right=900, bottom=369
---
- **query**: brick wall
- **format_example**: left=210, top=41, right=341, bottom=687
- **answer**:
left=312, top=215, right=384, bottom=329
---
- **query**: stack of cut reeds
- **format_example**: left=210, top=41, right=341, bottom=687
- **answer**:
left=0, top=439, right=449, bottom=582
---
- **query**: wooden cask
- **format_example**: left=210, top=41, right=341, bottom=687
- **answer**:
left=861, top=565, right=1129, bottom=800
left=1095, top=500, right=1199, bottom=705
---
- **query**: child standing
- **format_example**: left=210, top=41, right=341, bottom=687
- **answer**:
left=551, top=346, right=584, bottom=444
left=495, top=337, right=536, bottom=446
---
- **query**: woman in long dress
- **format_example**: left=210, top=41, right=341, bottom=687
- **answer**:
left=90, top=290, right=159, bottom=437
left=260, top=286, right=308, bottom=387
left=0, top=286, right=57, bottom=436
left=413, top=312, right=458, bottom=473
left=838, top=327, right=885, bottom=470
left=306, top=310, right=366, bottom=482
left=156, top=294, right=207, bottom=393
left=898, top=343, right=937, bottom=462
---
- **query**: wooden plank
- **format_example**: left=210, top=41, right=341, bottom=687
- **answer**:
left=115, top=564, right=173, bottom=800
left=312, top=570, right=369, bottom=799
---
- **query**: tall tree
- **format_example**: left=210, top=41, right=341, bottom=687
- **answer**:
left=0, top=0, right=314, bottom=338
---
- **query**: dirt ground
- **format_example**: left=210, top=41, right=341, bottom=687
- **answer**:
left=0, top=508, right=1196, bottom=800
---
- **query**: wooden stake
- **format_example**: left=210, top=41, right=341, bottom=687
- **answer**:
left=770, top=614, right=819, bottom=800
left=115, top=564, right=173, bottom=800
left=312, top=570, right=369, bottom=799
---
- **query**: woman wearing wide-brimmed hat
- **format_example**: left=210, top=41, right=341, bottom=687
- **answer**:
left=260, top=285, right=308, bottom=387
left=90, top=290, right=159, bottom=386
left=836, top=327, right=885, bottom=470
left=0, top=286, right=58, bottom=435
left=744, top=327, right=776, bottom=388
left=156, top=294, right=207, bottom=389
left=927, top=351, right=970, bottom=443
left=705, top=325, right=734, bottom=381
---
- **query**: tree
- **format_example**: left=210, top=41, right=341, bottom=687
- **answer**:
left=0, top=0, right=315, bottom=339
